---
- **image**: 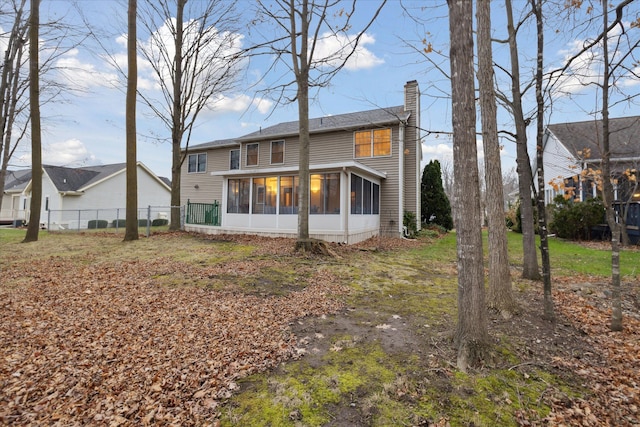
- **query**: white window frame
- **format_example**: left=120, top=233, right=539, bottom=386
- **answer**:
left=230, top=148, right=240, bottom=170
left=353, top=128, right=393, bottom=159
left=188, top=153, right=207, bottom=173
left=270, top=140, right=285, bottom=165
left=246, top=143, right=259, bottom=167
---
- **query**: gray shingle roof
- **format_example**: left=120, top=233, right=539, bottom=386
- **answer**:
left=5, top=163, right=169, bottom=193
left=547, top=116, right=640, bottom=161
left=3, top=169, right=32, bottom=192
left=43, top=163, right=127, bottom=192
left=237, top=105, right=410, bottom=141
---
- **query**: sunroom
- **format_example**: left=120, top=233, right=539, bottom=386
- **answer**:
left=185, top=161, right=385, bottom=244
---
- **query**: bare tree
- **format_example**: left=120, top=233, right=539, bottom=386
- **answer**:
left=440, top=158, right=455, bottom=204
left=448, top=0, right=489, bottom=371
left=531, top=0, right=554, bottom=321
left=546, top=0, right=638, bottom=330
left=1, top=0, right=29, bottom=218
left=254, top=0, right=385, bottom=250
left=135, top=0, right=244, bottom=230
left=599, top=0, right=621, bottom=331
left=1, top=1, right=82, bottom=217
left=477, top=0, right=516, bottom=317
left=124, top=0, right=139, bottom=242
left=502, top=0, right=541, bottom=281
left=22, top=0, right=41, bottom=243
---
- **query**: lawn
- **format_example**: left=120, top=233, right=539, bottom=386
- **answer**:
left=1, top=229, right=639, bottom=426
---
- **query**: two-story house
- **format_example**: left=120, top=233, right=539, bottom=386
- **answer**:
left=181, top=81, right=421, bottom=244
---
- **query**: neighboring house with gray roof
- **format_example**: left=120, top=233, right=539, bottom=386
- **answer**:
left=541, top=116, right=640, bottom=204
left=181, top=81, right=422, bottom=244
left=1, top=170, right=33, bottom=224
left=1, top=162, right=171, bottom=228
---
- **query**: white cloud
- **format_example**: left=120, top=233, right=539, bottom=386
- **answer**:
left=55, top=49, right=119, bottom=91
left=423, top=142, right=453, bottom=157
left=206, top=93, right=274, bottom=115
left=312, top=32, right=384, bottom=71
left=43, top=139, right=97, bottom=166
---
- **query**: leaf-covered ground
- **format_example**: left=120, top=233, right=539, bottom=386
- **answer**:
left=1, top=231, right=639, bottom=426
left=1, top=233, right=346, bottom=426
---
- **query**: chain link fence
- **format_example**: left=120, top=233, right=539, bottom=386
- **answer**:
left=46, top=206, right=185, bottom=237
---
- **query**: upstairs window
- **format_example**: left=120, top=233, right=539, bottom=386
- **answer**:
left=271, top=140, right=284, bottom=164
left=354, top=128, right=392, bottom=158
left=188, top=153, right=207, bottom=173
left=246, top=143, right=259, bottom=166
left=230, top=149, right=240, bottom=170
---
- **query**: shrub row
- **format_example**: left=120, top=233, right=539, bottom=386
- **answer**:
left=87, top=219, right=169, bottom=228
left=548, top=196, right=604, bottom=240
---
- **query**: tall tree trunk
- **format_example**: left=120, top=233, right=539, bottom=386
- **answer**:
left=532, top=0, right=554, bottom=321
left=448, top=0, right=489, bottom=371
left=124, top=0, right=139, bottom=242
left=505, top=0, right=540, bottom=281
left=477, top=0, right=516, bottom=317
left=170, top=0, right=185, bottom=231
left=600, top=0, right=622, bottom=331
left=293, top=0, right=311, bottom=250
left=23, top=0, right=41, bottom=243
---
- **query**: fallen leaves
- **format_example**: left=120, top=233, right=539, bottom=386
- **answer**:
left=541, top=284, right=640, bottom=426
left=0, top=236, right=347, bottom=426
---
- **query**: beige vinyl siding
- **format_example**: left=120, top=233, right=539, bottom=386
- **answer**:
left=180, top=148, right=226, bottom=204
left=236, top=127, right=402, bottom=235
left=314, top=126, right=402, bottom=235
left=240, top=139, right=301, bottom=169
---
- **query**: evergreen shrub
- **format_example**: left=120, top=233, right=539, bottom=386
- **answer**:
left=88, top=220, right=108, bottom=229
left=549, top=196, right=604, bottom=240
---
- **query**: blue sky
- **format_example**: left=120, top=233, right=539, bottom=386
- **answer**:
left=6, top=0, right=640, bottom=179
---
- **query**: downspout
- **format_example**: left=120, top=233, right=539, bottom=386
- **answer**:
left=398, top=123, right=405, bottom=236
left=343, top=167, right=349, bottom=243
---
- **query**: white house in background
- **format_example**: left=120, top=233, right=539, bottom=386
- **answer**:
left=1, top=162, right=171, bottom=229
left=540, top=116, right=640, bottom=204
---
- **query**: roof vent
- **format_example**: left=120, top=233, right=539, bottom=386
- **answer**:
left=63, top=178, right=67, bottom=184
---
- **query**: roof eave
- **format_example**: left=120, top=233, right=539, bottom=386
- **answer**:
left=210, top=160, right=387, bottom=180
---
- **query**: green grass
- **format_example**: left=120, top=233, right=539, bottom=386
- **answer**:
left=504, top=229, right=640, bottom=279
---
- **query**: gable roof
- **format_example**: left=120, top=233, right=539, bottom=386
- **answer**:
left=43, top=163, right=127, bottom=192
left=5, top=163, right=171, bottom=194
left=3, top=169, right=32, bottom=193
left=546, top=116, right=640, bottom=161
left=237, top=105, right=410, bottom=142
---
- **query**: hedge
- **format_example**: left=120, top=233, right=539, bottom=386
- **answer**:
left=88, top=219, right=108, bottom=229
